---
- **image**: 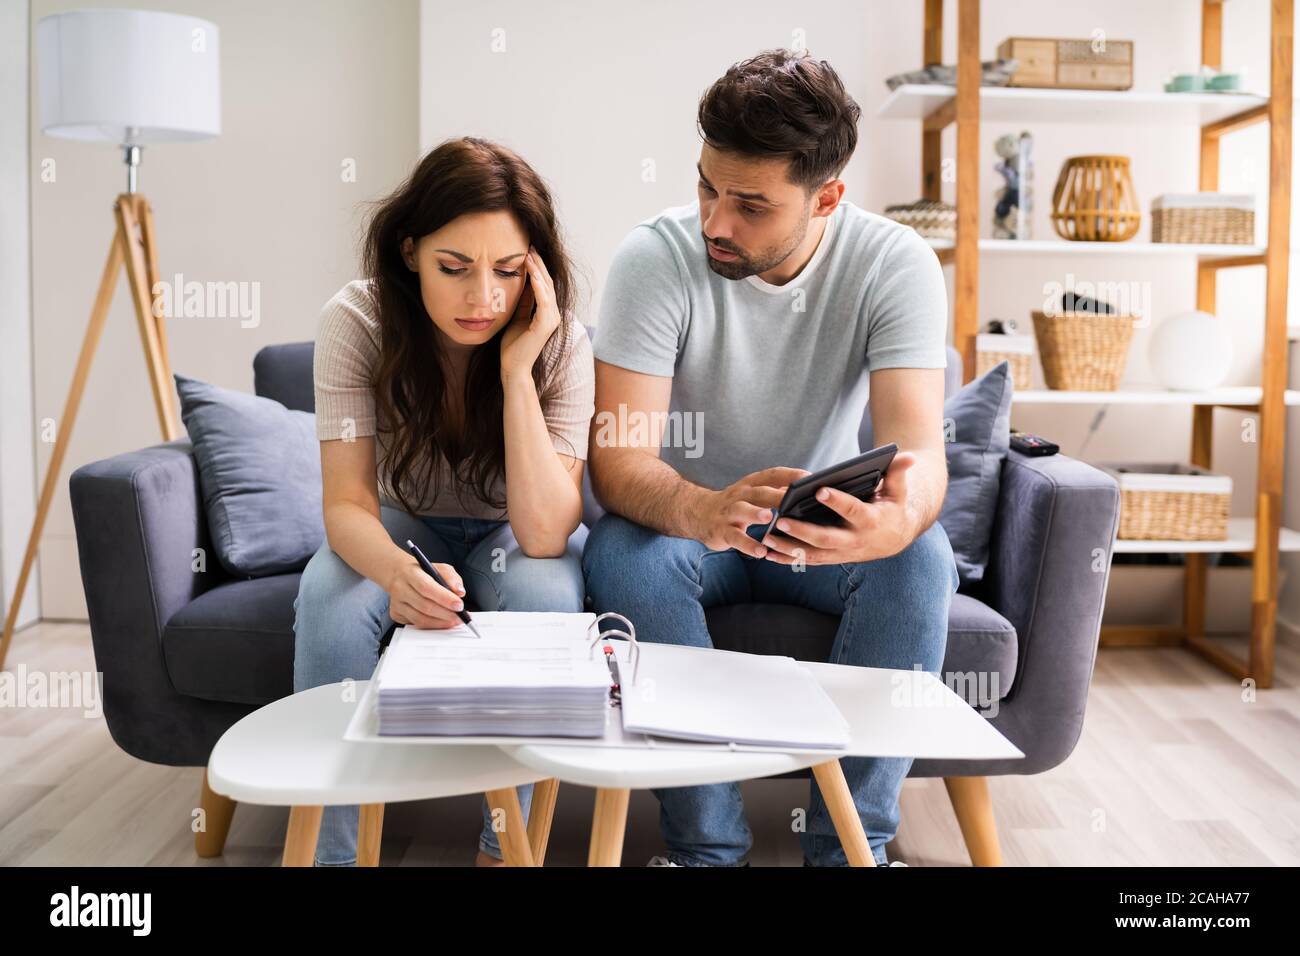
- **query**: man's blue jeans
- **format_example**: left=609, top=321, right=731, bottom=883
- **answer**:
left=292, top=506, right=587, bottom=866
left=582, top=514, right=958, bottom=867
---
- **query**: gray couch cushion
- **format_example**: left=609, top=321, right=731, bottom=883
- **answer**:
left=254, top=341, right=315, bottom=413
left=704, top=592, right=1016, bottom=702
left=165, top=578, right=1015, bottom=708
left=175, top=373, right=326, bottom=577
left=163, top=573, right=301, bottom=705
left=938, top=361, right=1012, bottom=585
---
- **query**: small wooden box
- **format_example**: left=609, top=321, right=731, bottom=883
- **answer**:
left=998, top=37, right=1134, bottom=91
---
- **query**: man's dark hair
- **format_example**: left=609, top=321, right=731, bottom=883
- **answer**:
left=697, top=49, right=861, bottom=190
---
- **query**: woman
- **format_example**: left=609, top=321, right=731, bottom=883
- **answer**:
left=293, top=137, right=594, bottom=867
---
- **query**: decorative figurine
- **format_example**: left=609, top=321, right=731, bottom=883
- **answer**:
left=993, top=131, right=1033, bottom=239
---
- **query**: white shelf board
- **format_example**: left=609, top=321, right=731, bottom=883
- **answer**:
left=878, top=84, right=1269, bottom=125
left=1012, top=387, right=1300, bottom=406
left=1112, top=518, right=1300, bottom=554
left=926, top=237, right=1266, bottom=258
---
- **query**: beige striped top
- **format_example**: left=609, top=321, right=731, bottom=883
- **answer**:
left=313, top=279, right=594, bottom=520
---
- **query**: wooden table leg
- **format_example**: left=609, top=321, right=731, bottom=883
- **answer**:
left=484, top=787, right=537, bottom=866
left=195, top=769, right=236, bottom=859
left=527, top=778, right=560, bottom=865
left=358, top=803, right=385, bottom=867
left=282, top=805, right=323, bottom=867
left=811, top=759, right=877, bottom=867
left=588, top=788, right=630, bottom=867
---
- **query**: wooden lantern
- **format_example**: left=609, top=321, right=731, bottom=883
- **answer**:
left=1050, top=155, right=1141, bottom=242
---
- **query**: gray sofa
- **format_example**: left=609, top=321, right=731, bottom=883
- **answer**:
left=69, top=341, right=1120, bottom=865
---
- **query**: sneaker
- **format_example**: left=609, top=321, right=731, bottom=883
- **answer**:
left=801, top=855, right=907, bottom=867
left=647, top=855, right=751, bottom=867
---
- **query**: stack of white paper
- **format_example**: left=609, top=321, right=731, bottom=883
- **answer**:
left=375, top=613, right=610, bottom=737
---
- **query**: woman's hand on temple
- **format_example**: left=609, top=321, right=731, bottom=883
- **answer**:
left=499, top=246, right=561, bottom=385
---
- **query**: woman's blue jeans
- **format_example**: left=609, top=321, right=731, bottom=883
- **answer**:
left=292, top=505, right=587, bottom=866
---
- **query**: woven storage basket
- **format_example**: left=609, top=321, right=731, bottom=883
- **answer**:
left=1101, top=463, right=1231, bottom=540
left=1151, top=193, right=1254, bottom=244
left=1050, top=155, right=1141, bottom=242
left=1032, top=310, right=1135, bottom=390
left=884, top=199, right=957, bottom=240
left=975, top=333, right=1034, bottom=390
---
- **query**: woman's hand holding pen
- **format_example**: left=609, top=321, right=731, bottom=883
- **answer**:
left=386, top=552, right=467, bottom=629
left=499, top=246, right=561, bottom=386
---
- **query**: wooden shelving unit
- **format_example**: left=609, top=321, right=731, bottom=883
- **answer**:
left=886, top=0, right=1294, bottom=686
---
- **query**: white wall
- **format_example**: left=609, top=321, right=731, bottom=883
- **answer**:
left=29, top=0, right=419, bottom=618
left=421, top=0, right=1296, bottom=632
left=1, top=0, right=39, bottom=634
left=18, top=0, right=1295, bottom=633
left=421, top=0, right=884, bottom=321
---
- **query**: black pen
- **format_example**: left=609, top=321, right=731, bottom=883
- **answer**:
left=405, top=539, right=482, bottom=638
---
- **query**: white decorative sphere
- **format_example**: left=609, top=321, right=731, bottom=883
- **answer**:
left=1148, top=310, right=1234, bottom=391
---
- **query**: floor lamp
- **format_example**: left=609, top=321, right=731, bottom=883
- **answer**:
left=0, top=10, right=221, bottom=669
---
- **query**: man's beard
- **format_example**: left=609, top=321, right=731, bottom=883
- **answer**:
left=702, top=214, right=810, bottom=281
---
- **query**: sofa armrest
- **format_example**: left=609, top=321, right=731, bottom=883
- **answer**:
left=976, top=450, right=1120, bottom=773
left=69, top=439, right=231, bottom=762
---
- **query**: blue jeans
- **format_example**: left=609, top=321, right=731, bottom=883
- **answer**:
left=292, top=505, right=587, bottom=866
left=582, top=514, right=958, bottom=867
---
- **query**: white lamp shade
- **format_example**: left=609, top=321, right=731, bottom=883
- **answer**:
left=37, top=8, right=220, bottom=144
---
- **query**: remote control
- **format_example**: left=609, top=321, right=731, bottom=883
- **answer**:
left=1010, top=430, right=1059, bottom=456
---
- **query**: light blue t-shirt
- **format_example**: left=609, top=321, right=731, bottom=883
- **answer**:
left=593, top=200, right=948, bottom=490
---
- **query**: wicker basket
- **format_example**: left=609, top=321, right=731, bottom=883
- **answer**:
left=1050, top=155, right=1141, bottom=242
left=1032, top=310, right=1136, bottom=390
left=976, top=333, right=1034, bottom=390
left=884, top=199, right=957, bottom=240
left=1101, top=463, right=1232, bottom=540
left=1151, top=193, right=1255, bottom=245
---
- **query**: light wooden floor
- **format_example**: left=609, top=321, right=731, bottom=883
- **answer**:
left=2, top=620, right=1298, bottom=866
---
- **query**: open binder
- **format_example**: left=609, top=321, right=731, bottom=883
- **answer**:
left=343, top=611, right=851, bottom=754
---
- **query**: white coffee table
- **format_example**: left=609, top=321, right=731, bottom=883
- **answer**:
left=206, top=682, right=559, bottom=867
left=501, top=661, right=1023, bottom=867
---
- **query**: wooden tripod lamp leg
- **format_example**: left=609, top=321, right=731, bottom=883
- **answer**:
left=115, top=195, right=180, bottom=441
left=135, top=196, right=174, bottom=384
left=0, top=233, right=124, bottom=669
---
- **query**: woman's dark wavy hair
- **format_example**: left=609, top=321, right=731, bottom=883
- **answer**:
left=363, top=137, right=575, bottom=514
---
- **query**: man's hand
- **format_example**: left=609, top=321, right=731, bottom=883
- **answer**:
left=760, top=452, right=920, bottom=566
left=690, top=466, right=810, bottom=557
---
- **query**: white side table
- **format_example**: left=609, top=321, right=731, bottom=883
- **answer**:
left=502, top=661, right=1023, bottom=867
left=207, top=683, right=557, bottom=866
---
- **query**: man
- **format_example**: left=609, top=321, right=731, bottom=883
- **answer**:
left=583, top=49, right=958, bottom=867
